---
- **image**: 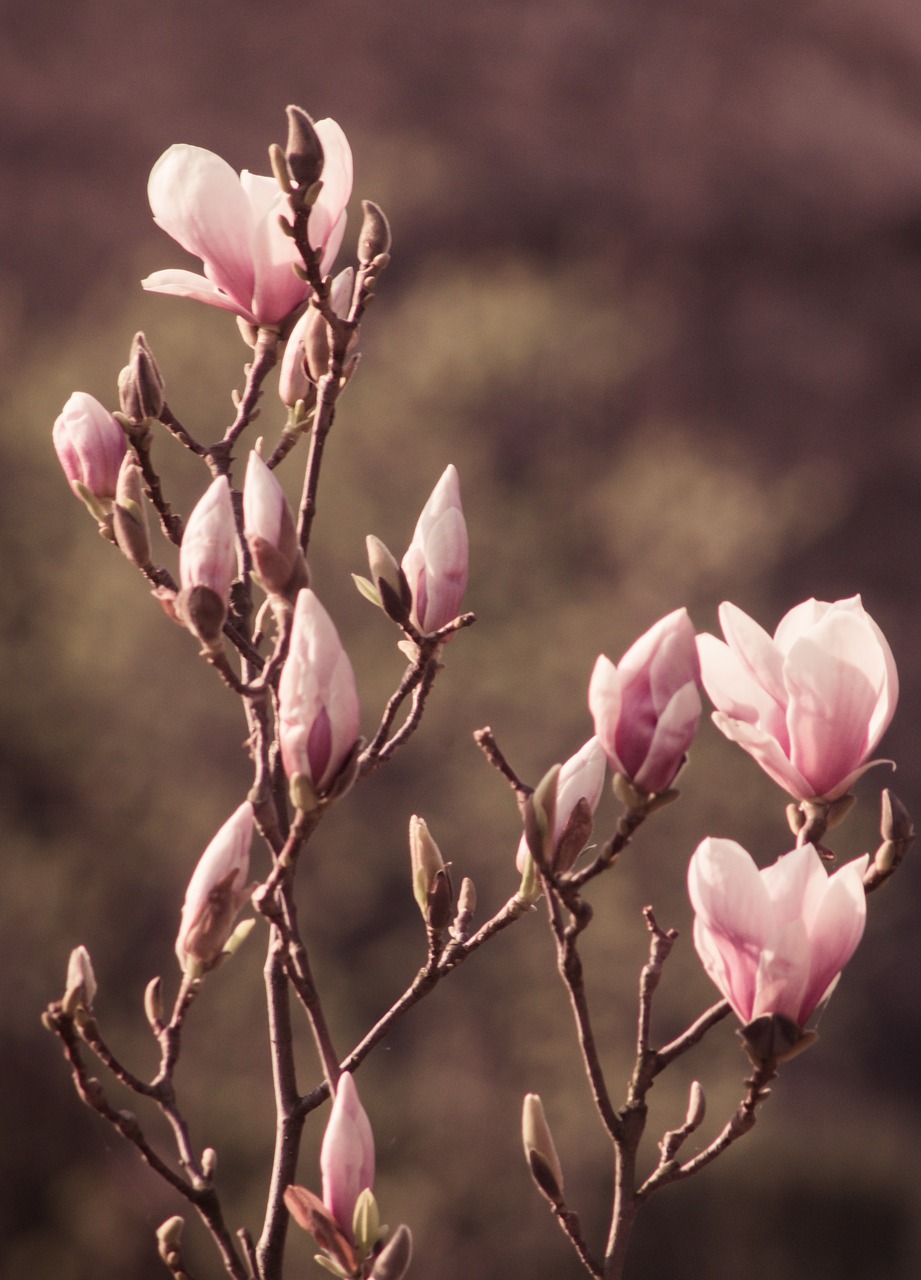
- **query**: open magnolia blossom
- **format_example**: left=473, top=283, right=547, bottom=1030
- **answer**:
left=588, top=607, right=701, bottom=795
left=688, top=837, right=868, bottom=1030
left=142, top=120, right=353, bottom=327
left=697, top=596, right=899, bottom=801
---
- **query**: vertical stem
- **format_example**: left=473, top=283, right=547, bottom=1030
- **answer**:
left=604, top=1139, right=639, bottom=1280
left=256, top=932, right=305, bottom=1280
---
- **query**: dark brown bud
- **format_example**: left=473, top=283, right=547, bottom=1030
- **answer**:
left=285, top=105, right=325, bottom=188
left=118, top=333, right=165, bottom=422
left=357, top=200, right=392, bottom=264
left=369, top=1225, right=413, bottom=1280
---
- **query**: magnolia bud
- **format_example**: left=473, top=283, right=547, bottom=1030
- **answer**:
left=285, top=105, right=325, bottom=188
left=175, top=803, right=254, bottom=974
left=364, top=535, right=412, bottom=624
left=357, top=200, right=392, bottom=265
left=523, top=765, right=560, bottom=872
left=684, top=1080, right=706, bottom=1131
left=409, top=815, right=453, bottom=930
left=522, top=1093, right=564, bottom=1203
left=118, top=332, right=165, bottom=423
left=370, top=1225, right=413, bottom=1280
left=53, top=392, right=127, bottom=522
left=243, top=450, right=308, bottom=600
left=63, top=945, right=97, bottom=1015
left=113, top=454, right=151, bottom=568
left=144, top=976, right=164, bottom=1031
left=176, top=477, right=237, bottom=648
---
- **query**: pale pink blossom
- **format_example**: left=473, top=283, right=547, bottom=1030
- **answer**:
left=688, top=837, right=868, bottom=1028
left=180, top=477, right=238, bottom=600
left=174, top=477, right=238, bottom=646
left=697, top=597, right=898, bottom=801
left=516, top=737, right=607, bottom=872
left=588, top=608, right=701, bottom=794
left=401, top=465, right=468, bottom=635
left=278, top=590, right=360, bottom=792
left=142, top=121, right=353, bottom=326
left=243, top=451, right=306, bottom=598
left=320, top=1072, right=375, bottom=1237
left=53, top=392, right=126, bottom=503
left=176, top=802, right=254, bottom=971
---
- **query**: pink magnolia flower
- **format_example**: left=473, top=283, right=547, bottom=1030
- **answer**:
left=278, top=589, right=361, bottom=793
left=175, top=476, right=238, bottom=646
left=401, top=465, right=469, bottom=635
left=697, top=597, right=898, bottom=801
left=516, top=736, right=607, bottom=872
left=243, top=451, right=307, bottom=599
left=142, top=120, right=353, bottom=326
left=53, top=392, right=126, bottom=505
left=588, top=608, right=702, bottom=794
left=320, top=1072, right=375, bottom=1237
left=176, top=802, right=254, bottom=972
left=180, top=476, right=238, bottom=599
left=688, top=837, right=868, bottom=1028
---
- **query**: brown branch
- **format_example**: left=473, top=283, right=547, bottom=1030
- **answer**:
left=44, top=1004, right=249, bottom=1280
left=295, top=891, right=534, bottom=1119
left=544, top=882, right=622, bottom=1143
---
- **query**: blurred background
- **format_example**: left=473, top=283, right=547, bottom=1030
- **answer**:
left=3, top=0, right=921, bottom=1277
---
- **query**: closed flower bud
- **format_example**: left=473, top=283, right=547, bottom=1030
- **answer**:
left=401, top=465, right=469, bottom=635
left=278, top=590, right=361, bottom=796
left=113, top=455, right=151, bottom=568
left=321, top=1072, right=375, bottom=1238
left=516, top=737, right=606, bottom=875
left=53, top=392, right=127, bottom=520
left=688, top=837, right=868, bottom=1044
left=285, top=104, right=325, bottom=188
left=118, top=332, right=165, bottom=422
left=697, top=596, right=898, bottom=802
left=589, top=608, right=701, bottom=796
left=369, top=1225, right=413, bottom=1280
left=409, top=815, right=453, bottom=929
left=357, top=200, right=392, bottom=265
left=361, top=534, right=412, bottom=623
left=278, top=268, right=355, bottom=403
left=175, top=802, right=254, bottom=974
left=243, top=450, right=308, bottom=600
left=63, top=945, right=97, bottom=1016
left=176, top=477, right=238, bottom=647
left=522, top=1093, right=565, bottom=1203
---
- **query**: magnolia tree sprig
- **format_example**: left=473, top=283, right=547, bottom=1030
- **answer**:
left=45, top=98, right=914, bottom=1280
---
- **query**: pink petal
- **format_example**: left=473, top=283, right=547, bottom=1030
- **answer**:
left=751, top=917, right=810, bottom=1022
left=632, top=680, right=700, bottom=792
left=148, top=145, right=255, bottom=312
left=697, top=632, right=787, bottom=742
left=141, top=268, right=255, bottom=321
left=718, top=601, right=788, bottom=709
left=710, top=712, right=813, bottom=799
left=783, top=611, right=885, bottom=798
left=797, top=855, right=868, bottom=1022
left=588, top=654, right=625, bottom=772
left=314, top=119, right=354, bottom=219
